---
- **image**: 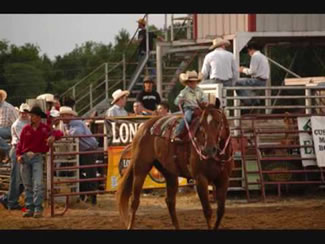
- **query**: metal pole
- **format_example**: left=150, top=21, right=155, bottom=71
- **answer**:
left=233, top=36, right=241, bottom=136
left=267, top=57, right=301, bottom=78
left=164, top=14, right=168, bottom=41
left=50, top=145, right=54, bottom=217
left=187, top=14, right=191, bottom=40
left=105, top=63, right=108, bottom=99
left=264, top=44, right=271, bottom=114
left=171, top=14, right=174, bottom=42
left=156, top=43, right=163, bottom=96
left=122, top=54, right=126, bottom=90
left=72, top=87, right=76, bottom=111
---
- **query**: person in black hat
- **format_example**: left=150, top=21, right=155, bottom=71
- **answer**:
left=136, top=76, right=161, bottom=115
left=16, top=105, right=63, bottom=218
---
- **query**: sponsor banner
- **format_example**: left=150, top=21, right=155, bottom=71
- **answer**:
left=106, top=146, right=187, bottom=191
left=297, top=117, right=316, bottom=167
left=310, top=116, right=325, bottom=167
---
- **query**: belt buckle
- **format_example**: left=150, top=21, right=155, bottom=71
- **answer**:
left=26, top=151, right=35, bottom=159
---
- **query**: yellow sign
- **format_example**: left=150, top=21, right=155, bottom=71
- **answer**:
left=106, top=146, right=187, bottom=191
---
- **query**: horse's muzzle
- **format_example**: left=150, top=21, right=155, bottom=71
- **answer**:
left=203, top=146, right=219, bottom=159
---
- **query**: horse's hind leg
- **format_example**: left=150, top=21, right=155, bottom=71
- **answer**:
left=128, top=163, right=152, bottom=230
left=196, top=175, right=213, bottom=229
left=163, top=173, right=180, bottom=229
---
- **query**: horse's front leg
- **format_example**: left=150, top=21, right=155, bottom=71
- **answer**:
left=195, top=175, right=213, bottom=229
left=212, top=179, right=229, bottom=230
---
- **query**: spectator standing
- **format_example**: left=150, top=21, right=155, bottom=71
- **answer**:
left=201, top=37, right=238, bottom=87
left=59, top=106, right=99, bottom=205
left=136, top=76, right=161, bottom=115
left=17, top=106, right=63, bottom=218
left=106, top=89, right=130, bottom=117
left=0, top=103, right=30, bottom=210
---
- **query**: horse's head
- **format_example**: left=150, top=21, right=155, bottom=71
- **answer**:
left=194, top=101, right=228, bottom=160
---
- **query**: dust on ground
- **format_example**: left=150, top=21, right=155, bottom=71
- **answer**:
left=1, top=189, right=325, bottom=230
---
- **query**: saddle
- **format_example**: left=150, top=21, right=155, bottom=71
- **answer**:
left=150, top=108, right=202, bottom=142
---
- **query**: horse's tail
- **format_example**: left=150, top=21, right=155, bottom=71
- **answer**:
left=116, top=159, right=134, bottom=228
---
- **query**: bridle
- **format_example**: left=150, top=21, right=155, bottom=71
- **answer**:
left=178, top=104, right=232, bottom=162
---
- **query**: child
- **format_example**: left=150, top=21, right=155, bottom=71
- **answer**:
left=173, top=70, right=208, bottom=141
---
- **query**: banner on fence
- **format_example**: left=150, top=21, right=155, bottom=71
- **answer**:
left=105, top=118, right=187, bottom=191
left=310, top=116, right=325, bottom=167
left=297, top=117, right=316, bottom=167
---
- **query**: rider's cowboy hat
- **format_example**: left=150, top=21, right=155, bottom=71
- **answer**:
left=19, top=103, right=30, bottom=113
left=28, top=106, right=47, bottom=118
left=209, top=37, right=231, bottom=50
left=137, top=18, right=146, bottom=26
left=111, top=89, right=130, bottom=105
left=36, top=93, right=55, bottom=103
left=59, top=106, right=78, bottom=116
left=179, top=70, right=203, bottom=86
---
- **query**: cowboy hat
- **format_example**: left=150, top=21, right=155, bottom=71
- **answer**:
left=209, top=37, right=231, bottom=50
left=179, top=70, right=203, bottom=86
left=37, top=93, right=55, bottom=103
left=137, top=18, right=146, bottom=26
left=28, top=106, right=47, bottom=118
left=59, top=106, right=78, bottom=116
left=50, top=109, right=60, bottom=118
left=19, top=103, right=30, bottom=113
left=0, top=89, right=7, bottom=102
left=111, top=89, right=130, bottom=105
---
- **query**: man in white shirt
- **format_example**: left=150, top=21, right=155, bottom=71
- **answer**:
left=106, top=89, right=130, bottom=117
left=236, top=42, right=270, bottom=106
left=201, top=37, right=238, bottom=87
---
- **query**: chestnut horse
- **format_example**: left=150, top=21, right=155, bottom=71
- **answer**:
left=116, top=102, right=234, bottom=230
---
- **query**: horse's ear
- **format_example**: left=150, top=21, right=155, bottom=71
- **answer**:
left=215, top=98, right=221, bottom=109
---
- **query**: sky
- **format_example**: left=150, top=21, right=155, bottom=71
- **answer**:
left=0, top=14, right=185, bottom=60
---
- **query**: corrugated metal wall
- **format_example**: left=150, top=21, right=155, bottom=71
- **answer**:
left=196, top=14, right=248, bottom=40
left=196, top=14, right=325, bottom=40
left=256, top=14, right=325, bottom=32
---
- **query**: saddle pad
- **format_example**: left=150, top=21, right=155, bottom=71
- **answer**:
left=150, top=115, right=182, bottom=140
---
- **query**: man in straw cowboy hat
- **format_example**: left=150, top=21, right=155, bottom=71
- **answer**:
left=106, top=89, right=130, bottom=117
left=0, top=103, right=30, bottom=210
left=59, top=106, right=99, bottom=205
left=0, top=89, right=18, bottom=163
left=173, top=70, right=208, bottom=141
left=16, top=105, right=63, bottom=218
left=201, top=37, right=238, bottom=86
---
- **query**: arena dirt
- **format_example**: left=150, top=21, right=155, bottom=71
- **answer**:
left=1, top=189, right=325, bottom=230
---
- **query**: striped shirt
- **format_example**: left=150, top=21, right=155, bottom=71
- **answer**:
left=0, top=101, right=19, bottom=128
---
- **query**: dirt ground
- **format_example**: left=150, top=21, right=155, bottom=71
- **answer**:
left=1, top=189, right=325, bottom=230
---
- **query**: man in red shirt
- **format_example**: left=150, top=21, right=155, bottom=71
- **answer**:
left=16, top=106, right=63, bottom=218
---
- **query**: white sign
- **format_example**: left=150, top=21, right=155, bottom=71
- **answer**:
left=311, top=116, right=325, bottom=167
left=297, top=117, right=316, bottom=167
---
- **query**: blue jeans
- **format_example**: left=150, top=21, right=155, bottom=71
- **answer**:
left=7, top=147, right=24, bottom=208
left=20, top=153, right=44, bottom=212
left=235, top=78, right=266, bottom=106
left=0, top=127, right=11, bottom=155
left=175, top=108, right=193, bottom=137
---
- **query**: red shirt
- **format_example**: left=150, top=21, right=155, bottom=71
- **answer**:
left=16, top=122, right=63, bottom=157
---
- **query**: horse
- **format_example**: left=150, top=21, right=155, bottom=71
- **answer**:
left=116, top=101, right=234, bottom=230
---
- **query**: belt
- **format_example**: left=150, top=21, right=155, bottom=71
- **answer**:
left=255, top=77, right=267, bottom=81
left=24, top=151, right=42, bottom=159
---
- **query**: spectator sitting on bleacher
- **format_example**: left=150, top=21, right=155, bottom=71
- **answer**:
left=236, top=42, right=270, bottom=106
left=0, top=89, right=19, bottom=164
left=0, top=103, right=30, bottom=210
